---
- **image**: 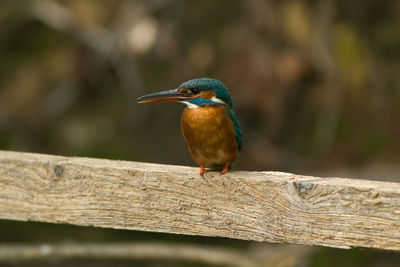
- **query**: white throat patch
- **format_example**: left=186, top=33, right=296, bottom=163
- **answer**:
left=211, top=97, right=227, bottom=105
left=179, top=101, right=198, bottom=109
left=180, top=97, right=227, bottom=109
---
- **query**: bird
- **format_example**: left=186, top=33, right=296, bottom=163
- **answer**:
left=137, top=78, right=242, bottom=176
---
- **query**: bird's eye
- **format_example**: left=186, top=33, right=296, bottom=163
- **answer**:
left=191, top=88, right=199, bottom=94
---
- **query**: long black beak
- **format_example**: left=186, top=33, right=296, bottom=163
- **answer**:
left=137, top=88, right=193, bottom=104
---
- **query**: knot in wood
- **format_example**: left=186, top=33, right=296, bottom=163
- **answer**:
left=293, top=181, right=313, bottom=196
left=54, top=165, right=64, bottom=177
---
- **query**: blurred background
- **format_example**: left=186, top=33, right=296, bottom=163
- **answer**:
left=1, top=0, right=400, bottom=266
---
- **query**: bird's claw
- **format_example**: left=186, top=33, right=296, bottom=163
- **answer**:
left=221, top=164, right=229, bottom=175
left=200, top=164, right=205, bottom=176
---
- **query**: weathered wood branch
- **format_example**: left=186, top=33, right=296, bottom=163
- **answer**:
left=0, top=150, right=400, bottom=250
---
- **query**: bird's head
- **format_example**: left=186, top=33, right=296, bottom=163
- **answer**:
left=137, top=78, right=234, bottom=108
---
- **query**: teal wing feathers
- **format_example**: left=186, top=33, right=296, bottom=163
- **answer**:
left=226, top=107, right=242, bottom=151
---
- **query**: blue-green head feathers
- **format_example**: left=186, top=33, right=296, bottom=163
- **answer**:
left=179, top=78, right=234, bottom=108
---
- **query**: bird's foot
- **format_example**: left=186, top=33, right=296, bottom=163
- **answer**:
left=221, top=163, right=229, bottom=175
left=200, top=164, right=205, bottom=176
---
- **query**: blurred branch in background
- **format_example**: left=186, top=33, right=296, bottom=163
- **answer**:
left=30, top=0, right=117, bottom=57
left=0, top=242, right=311, bottom=267
left=30, top=0, right=145, bottom=129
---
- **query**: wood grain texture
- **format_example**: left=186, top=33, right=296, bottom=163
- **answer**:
left=0, top=150, right=400, bottom=250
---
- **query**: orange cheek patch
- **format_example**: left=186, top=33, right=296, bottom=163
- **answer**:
left=198, top=91, right=216, bottom=99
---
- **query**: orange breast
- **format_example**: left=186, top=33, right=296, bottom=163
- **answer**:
left=181, top=105, right=239, bottom=168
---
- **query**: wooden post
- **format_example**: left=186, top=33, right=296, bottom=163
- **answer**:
left=0, top=150, right=399, bottom=250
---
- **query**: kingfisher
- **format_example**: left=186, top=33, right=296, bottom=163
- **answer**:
left=137, top=78, right=242, bottom=176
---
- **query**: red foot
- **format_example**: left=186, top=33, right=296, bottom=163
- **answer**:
left=221, top=164, right=229, bottom=175
left=199, top=164, right=205, bottom=176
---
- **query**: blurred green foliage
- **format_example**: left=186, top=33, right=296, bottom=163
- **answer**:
left=1, top=0, right=400, bottom=172
left=1, top=0, right=399, bottom=175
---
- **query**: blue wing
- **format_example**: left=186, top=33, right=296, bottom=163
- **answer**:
left=227, top=108, right=242, bottom=151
